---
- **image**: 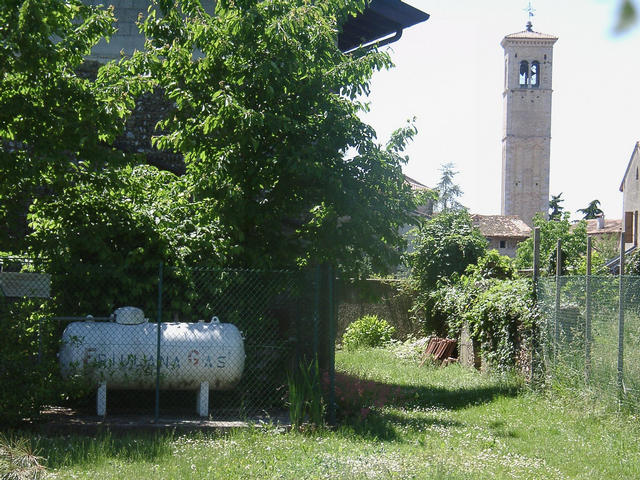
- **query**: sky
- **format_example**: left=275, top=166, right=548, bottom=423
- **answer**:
left=360, top=0, right=640, bottom=221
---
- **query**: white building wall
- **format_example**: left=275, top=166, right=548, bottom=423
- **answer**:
left=621, top=143, right=640, bottom=247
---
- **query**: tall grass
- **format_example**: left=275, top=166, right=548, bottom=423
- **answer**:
left=287, top=357, right=324, bottom=429
left=540, top=275, right=640, bottom=412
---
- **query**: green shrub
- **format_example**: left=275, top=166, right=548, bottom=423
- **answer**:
left=626, top=249, right=640, bottom=275
left=433, top=277, right=538, bottom=370
left=406, top=210, right=487, bottom=334
left=342, top=315, right=395, bottom=351
left=0, top=298, right=95, bottom=426
left=429, top=250, right=537, bottom=370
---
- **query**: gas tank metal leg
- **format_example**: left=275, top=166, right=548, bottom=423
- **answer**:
left=196, top=381, right=209, bottom=417
left=97, top=382, right=107, bottom=417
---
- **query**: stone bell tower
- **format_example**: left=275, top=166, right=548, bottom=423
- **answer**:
left=500, top=20, right=558, bottom=226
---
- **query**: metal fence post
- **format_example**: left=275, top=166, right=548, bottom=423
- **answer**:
left=327, top=265, right=336, bottom=426
left=313, top=265, right=321, bottom=358
left=554, top=239, right=562, bottom=365
left=38, top=317, right=43, bottom=365
left=155, top=262, right=163, bottom=422
left=617, top=235, right=625, bottom=397
left=531, top=227, right=540, bottom=381
left=585, top=236, right=592, bottom=384
left=318, top=264, right=336, bottom=425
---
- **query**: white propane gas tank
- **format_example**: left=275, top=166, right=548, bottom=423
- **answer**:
left=59, top=314, right=245, bottom=390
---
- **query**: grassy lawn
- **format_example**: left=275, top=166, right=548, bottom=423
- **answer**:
left=8, top=347, right=640, bottom=479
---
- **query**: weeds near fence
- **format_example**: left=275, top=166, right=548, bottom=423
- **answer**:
left=538, top=275, right=640, bottom=412
left=288, top=357, right=324, bottom=429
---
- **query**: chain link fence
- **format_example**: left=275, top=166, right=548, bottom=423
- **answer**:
left=0, top=257, right=335, bottom=423
left=538, top=275, right=640, bottom=408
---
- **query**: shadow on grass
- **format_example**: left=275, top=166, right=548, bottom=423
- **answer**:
left=30, top=371, right=522, bottom=463
left=334, top=371, right=521, bottom=409
left=339, top=410, right=464, bottom=442
left=408, top=382, right=521, bottom=410
left=333, top=371, right=521, bottom=441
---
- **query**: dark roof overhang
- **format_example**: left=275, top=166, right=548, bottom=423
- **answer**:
left=338, top=0, right=429, bottom=52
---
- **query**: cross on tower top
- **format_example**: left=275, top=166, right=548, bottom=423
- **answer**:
left=524, top=2, right=536, bottom=31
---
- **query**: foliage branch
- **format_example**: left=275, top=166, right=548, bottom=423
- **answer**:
left=515, top=213, right=591, bottom=275
left=0, top=0, right=144, bottom=250
left=124, top=0, right=418, bottom=276
left=405, top=210, right=486, bottom=333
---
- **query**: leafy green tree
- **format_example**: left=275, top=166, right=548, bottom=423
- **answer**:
left=0, top=0, right=148, bottom=425
left=578, top=199, right=604, bottom=220
left=515, top=213, right=587, bottom=275
left=406, top=210, right=486, bottom=334
left=0, top=0, right=143, bottom=251
left=122, top=0, right=417, bottom=276
left=408, top=210, right=487, bottom=293
left=548, top=193, right=564, bottom=221
left=434, top=162, right=464, bottom=212
left=26, top=164, right=231, bottom=313
left=464, top=249, right=517, bottom=281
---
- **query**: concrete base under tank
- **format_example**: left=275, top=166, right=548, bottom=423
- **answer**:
left=34, top=406, right=291, bottom=435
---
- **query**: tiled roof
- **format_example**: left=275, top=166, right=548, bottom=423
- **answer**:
left=583, top=219, right=622, bottom=235
left=404, top=175, right=430, bottom=191
left=471, top=214, right=532, bottom=238
left=504, top=30, right=558, bottom=40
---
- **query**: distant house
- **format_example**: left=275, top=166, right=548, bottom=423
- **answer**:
left=579, top=214, right=622, bottom=272
left=398, top=176, right=434, bottom=253
left=572, top=213, right=621, bottom=261
left=619, top=141, right=640, bottom=248
left=405, top=175, right=434, bottom=219
left=584, top=215, right=622, bottom=239
left=471, top=214, right=531, bottom=258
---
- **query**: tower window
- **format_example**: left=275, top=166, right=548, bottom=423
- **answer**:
left=518, top=60, right=540, bottom=88
left=530, top=61, right=540, bottom=87
left=519, top=61, right=529, bottom=86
